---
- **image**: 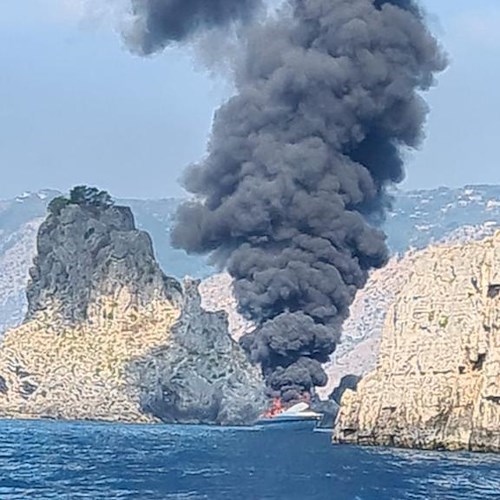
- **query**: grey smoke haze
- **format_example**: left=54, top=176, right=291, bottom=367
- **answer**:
left=169, top=0, right=447, bottom=401
left=127, top=0, right=262, bottom=54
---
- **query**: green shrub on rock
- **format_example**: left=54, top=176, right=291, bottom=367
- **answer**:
left=69, top=186, right=114, bottom=209
left=48, top=186, right=114, bottom=216
left=47, top=196, right=70, bottom=216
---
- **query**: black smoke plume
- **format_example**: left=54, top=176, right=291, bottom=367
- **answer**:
left=126, top=0, right=262, bottom=54
left=169, top=0, right=447, bottom=402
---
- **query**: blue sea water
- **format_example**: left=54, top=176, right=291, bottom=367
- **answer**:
left=0, top=420, right=499, bottom=499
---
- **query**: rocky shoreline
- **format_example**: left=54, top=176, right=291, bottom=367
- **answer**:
left=334, top=232, right=500, bottom=452
left=0, top=193, right=499, bottom=452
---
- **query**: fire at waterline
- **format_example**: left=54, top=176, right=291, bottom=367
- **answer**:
left=113, top=0, right=447, bottom=416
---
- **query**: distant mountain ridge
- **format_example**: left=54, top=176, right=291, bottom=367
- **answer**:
left=385, top=185, right=500, bottom=254
left=0, top=185, right=499, bottom=339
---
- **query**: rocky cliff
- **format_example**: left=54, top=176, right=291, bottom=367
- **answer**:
left=130, top=279, right=265, bottom=425
left=0, top=192, right=211, bottom=336
left=0, top=201, right=265, bottom=424
left=26, top=204, right=182, bottom=322
left=334, top=232, right=500, bottom=452
left=1, top=186, right=500, bottom=403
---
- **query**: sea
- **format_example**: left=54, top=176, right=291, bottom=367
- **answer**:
left=0, top=420, right=499, bottom=499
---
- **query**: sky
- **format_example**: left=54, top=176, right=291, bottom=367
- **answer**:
left=0, top=0, right=499, bottom=200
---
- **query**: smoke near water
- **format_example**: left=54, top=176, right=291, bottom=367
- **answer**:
left=121, top=0, right=447, bottom=401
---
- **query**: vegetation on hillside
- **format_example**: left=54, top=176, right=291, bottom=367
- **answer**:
left=48, top=186, right=114, bottom=216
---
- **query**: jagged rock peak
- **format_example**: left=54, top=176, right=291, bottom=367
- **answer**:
left=0, top=195, right=265, bottom=425
left=26, top=202, right=182, bottom=323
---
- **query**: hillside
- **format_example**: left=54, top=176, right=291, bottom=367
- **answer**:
left=323, top=185, right=500, bottom=393
left=385, top=185, right=500, bottom=253
left=0, top=185, right=499, bottom=395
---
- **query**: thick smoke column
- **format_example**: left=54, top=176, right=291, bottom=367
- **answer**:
left=127, top=0, right=262, bottom=54
left=170, top=0, right=447, bottom=401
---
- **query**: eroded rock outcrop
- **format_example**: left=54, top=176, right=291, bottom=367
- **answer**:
left=130, top=279, right=265, bottom=425
left=334, top=232, right=500, bottom=452
left=200, top=273, right=254, bottom=341
left=0, top=202, right=265, bottom=424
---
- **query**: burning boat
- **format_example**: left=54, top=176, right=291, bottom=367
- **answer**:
left=257, top=401, right=322, bottom=430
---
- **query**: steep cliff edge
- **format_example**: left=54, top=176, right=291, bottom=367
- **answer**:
left=0, top=201, right=265, bottom=423
left=334, top=232, right=500, bottom=452
left=130, top=279, right=265, bottom=425
left=27, top=203, right=182, bottom=321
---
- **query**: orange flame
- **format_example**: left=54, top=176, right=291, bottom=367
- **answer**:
left=262, top=392, right=312, bottom=419
left=262, top=398, right=285, bottom=418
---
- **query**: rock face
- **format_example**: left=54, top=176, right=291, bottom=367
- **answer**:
left=2, top=185, right=500, bottom=402
left=200, top=273, right=254, bottom=341
left=334, top=232, right=500, bottom=452
left=130, top=279, right=266, bottom=425
left=320, top=256, right=412, bottom=397
left=0, top=202, right=265, bottom=424
left=26, top=204, right=182, bottom=322
left=0, top=192, right=211, bottom=337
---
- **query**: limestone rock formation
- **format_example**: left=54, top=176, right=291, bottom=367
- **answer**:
left=200, top=273, right=254, bottom=341
left=334, top=232, right=500, bottom=452
left=0, top=202, right=265, bottom=424
left=2, top=186, right=499, bottom=403
left=0, top=192, right=211, bottom=337
left=130, top=279, right=266, bottom=425
left=320, top=256, right=411, bottom=397
left=26, top=204, right=182, bottom=322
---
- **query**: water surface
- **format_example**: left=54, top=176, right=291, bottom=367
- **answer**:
left=0, top=420, right=499, bottom=499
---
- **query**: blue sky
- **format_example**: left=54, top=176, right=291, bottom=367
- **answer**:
left=1, top=0, right=499, bottom=199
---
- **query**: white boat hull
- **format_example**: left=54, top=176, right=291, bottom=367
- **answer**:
left=256, top=416, right=320, bottom=431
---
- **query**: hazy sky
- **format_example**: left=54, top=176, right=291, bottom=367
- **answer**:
left=1, top=0, right=499, bottom=199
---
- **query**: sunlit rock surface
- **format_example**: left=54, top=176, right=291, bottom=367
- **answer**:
left=0, top=203, right=265, bottom=424
left=1, top=186, right=500, bottom=403
left=334, top=232, right=500, bottom=452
